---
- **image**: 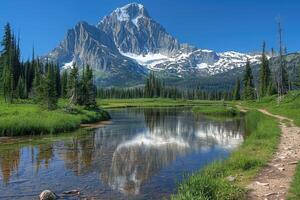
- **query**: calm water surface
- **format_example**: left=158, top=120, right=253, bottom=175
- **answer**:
left=0, top=107, right=245, bottom=200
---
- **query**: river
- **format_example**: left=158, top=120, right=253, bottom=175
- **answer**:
left=0, top=107, right=245, bottom=200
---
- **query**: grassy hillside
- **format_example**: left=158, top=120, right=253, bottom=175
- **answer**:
left=0, top=99, right=110, bottom=136
left=242, top=91, right=300, bottom=126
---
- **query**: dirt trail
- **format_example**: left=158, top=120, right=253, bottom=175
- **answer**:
left=245, top=108, right=300, bottom=200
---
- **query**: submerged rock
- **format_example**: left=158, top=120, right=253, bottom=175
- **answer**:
left=62, top=189, right=80, bottom=195
left=39, top=190, right=58, bottom=200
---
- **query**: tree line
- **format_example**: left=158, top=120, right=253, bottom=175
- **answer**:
left=0, top=23, right=97, bottom=110
left=98, top=72, right=235, bottom=100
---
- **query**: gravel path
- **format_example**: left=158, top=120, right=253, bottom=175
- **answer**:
left=246, top=109, right=300, bottom=200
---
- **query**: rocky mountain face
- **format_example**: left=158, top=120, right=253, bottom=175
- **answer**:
left=98, top=3, right=180, bottom=55
left=46, top=21, right=147, bottom=87
left=45, top=3, right=270, bottom=88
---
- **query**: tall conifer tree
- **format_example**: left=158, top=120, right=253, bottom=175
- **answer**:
left=233, top=77, right=241, bottom=100
left=68, top=64, right=79, bottom=105
left=259, top=41, right=271, bottom=97
left=243, top=59, right=255, bottom=100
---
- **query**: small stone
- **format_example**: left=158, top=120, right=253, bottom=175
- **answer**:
left=278, top=167, right=285, bottom=171
left=226, top=175, right=236, bottom=182
left=256, top=181, right=269, bottom=186
left=39, top=190, right=57, bottom=200
left=265, top=192, right=277, bottom=197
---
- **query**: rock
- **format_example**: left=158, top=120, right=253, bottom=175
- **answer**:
left=226, top=176, right=236, bottom=182
left=265, top=192, right=277, bottom=197
left=288, top=161, right=298, bottom=165
left=255, top=181, right=269, bottom=186
left=278, top=167, right=285, bottom=171
left=39, top=190, right=57, bottom=200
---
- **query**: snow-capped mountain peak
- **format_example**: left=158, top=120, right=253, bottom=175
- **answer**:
left=115, top=3, right=148, bottom=21
left=99, top=3, right=149, bottom=28
left=45, top=3, right=265, bottom=87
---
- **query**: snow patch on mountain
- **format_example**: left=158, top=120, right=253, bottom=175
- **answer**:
left=196, top=51, right=262, bottom=75
left=120, top=51, right=171, bottom=68
left=62, top=60, right=74, bottom=70
left=197, top=63, right=209, bottom=69
left=132, top=15, right=143, bottom=27
left=120, top=50, right=194, bottom=70
left=121, top=49, right=262, bottom=76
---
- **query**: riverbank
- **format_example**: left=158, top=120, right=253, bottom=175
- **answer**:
left=99, top=98, right=226, bottom=109
left=0, top=98, right=231, bottom=137
left=172, top=110, right=280, bottom=200
left=0, top=100, right=110, bottom=136
left=192, top=104, right=239, bottom=116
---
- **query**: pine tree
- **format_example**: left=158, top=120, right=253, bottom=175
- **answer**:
left=61, top=70, right=68, bottom=98
left=12, top=34, right=21, bottom=88
left=1, top=23, right=14, bottom=102
left=144, top=72, right=164, bottom=98
left=233, top=77, right=241, bottom=100
left=32, top=60, right=42, bottom=102
left=259, top=41, right=271, bottom=98
left=77, top=66, right=86, bottom=105
left=17, top=76, right=26, bottom=99
left=41, top=64, right=57, bottom=110
left=68, top=64, right=79, bottom=105
left=54, top=64, right=61, bottom=97
left=84, top=65, right=97, bottom=108
left=276, top=21, right=289, bottom=98
left=295, top=64, right=300, bottom=88
left=243, top=59, right=255, bottom=100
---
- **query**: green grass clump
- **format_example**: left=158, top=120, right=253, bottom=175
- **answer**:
left=172, top=110, right=280, bottom=200
left=192, top=105, right=239, bottom=116
left=0, top=100, right=110, bottom=136
left=288, top=163, right=300, bottom=200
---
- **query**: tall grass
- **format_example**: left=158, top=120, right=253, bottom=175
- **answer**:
left=172, top=110, right=280, bottom=200
left=192, top=105, right=239, bottom=116
left=0, top=100, right=110, bottom=136
left=288, top=163, right=300, bottom=200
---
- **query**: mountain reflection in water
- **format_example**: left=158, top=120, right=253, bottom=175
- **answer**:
left=0, top=107, right=245, bottom=200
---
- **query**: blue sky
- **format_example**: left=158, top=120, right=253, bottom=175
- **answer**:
left=0, top=0, right=299, bottom=59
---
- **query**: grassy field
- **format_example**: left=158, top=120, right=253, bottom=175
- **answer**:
left=241, top=91, right=300, bottom=126
left=0, top=99, right=110, bottom=136
left=98, top=98, right=229, bottom=109
left=172, top=110, right=280, bottom=200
